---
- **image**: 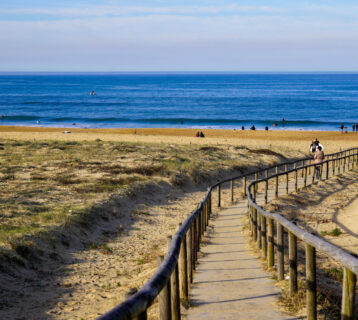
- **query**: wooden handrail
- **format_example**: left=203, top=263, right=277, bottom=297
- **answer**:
left=98, top=147, right=358, bottom=320
left=247, top=150, right=358, bottom=320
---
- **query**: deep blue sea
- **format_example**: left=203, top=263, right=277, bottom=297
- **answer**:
left=0, top=73, right=358, bottom=131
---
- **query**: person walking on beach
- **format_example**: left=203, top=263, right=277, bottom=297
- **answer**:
left=341, top=123, right=344, bottom=133
left=314, top=146, right=324, bottom=181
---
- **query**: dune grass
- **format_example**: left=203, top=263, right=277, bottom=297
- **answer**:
left=0, top=138, right=293, bottom=253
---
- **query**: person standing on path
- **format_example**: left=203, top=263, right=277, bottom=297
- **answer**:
left=314, top=146, right=325, bottom=180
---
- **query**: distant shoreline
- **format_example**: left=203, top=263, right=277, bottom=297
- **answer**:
left=0, top=125, right=357, bottom=140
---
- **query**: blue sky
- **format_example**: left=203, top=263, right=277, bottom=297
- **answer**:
left=0, top=1, right=358, bottom=71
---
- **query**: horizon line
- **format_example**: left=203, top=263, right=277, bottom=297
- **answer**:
left=1, top=70, right=358, bottom=74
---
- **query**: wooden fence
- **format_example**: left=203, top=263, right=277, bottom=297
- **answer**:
left=98, top=147, right=358, bottom=320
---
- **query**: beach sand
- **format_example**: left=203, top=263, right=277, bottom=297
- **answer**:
left=1, top=126, right=358, bottom=153
left=0, top=126, right=357, bottom=319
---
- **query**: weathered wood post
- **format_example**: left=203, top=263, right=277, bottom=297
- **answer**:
left=308, top=160, right=312, bottom=175
left=312, top=165, right=315, bottom=185
left=209, top=192, right=212, bottom=217
left=277, top=223, right=284, bottom=280
left=158, top=255, right=171, bottom=320
left=338, top=158, right=341, bottom=174
left=304, top=166, right=308, bottom=188
left=286, top=172, right=289, bottom=194
left=275, top=175, right=279, bottom=199
left=276, top=165, right=279, bottom=175
left=187, top=224, right=193, bottom=283
left=231, top=180, right=234, bottom=203
left=257, top=212, right=262, bottom=249
left=201, top=207, right=205, bottom=235
left=265, top=168, right=269, bottom=178
left=217, top=184, right=221, bottom=207
left=253, top=183, right=257, bottom=202
left=195, top=215, right=200, bottom=256
left=326, top=161, right=329, bottom=180
left=167, top=236, right=180, bottom=320
left=333, top=159, right=335, bottom=175
left=267, top=218, right=274, bottom=268
left=253, top=208, right=257, bottom=241
left=301, top=160, right=305, bottom=177
left=264, top=179, right=268, bottom=204
left=193, top=219, right=197, bottom=267
left=178, top=224, right=188, bottom=303
left=125, top=288, right=147, bottom=320
left=344, top=156, right=346, bottom=172
left=289, top=232, right=298, bottom=296
left=341, top=267, right=356, bottom=320
left=305, top=244, right=316, bottom=320
left=255, top=172, right=258, bottom=191
left=295, top=169, right=298, bottom=192
left=198, top=209, right=202, bottom=243
left=243, top=176, right=247, bottom=196
left=261, top=215, right=267, bottom=259
left=249, top=205, right=253, bottom=235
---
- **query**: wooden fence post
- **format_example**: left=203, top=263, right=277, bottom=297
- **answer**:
left=264, top=179, right=268, bottom=204
left=255, top=172, right=258, bottom=191
left=311, top=165, right=315, bottom=185
left=276, top=165, right=279, bottom=175
left=326, top=161, right=329, bottom=180
left=295, top=169, right=298, bottom=192
left=257, top=212, right=262, bottom=249
left=277, top=223, right=284, bottom=280
left=167, top=236, right=180, bottom=320
left=193, top=219, right=197, bottom=267
left=243, top=176, right=247, bottom=197
left=253, top=208, right=257, bottom=241
left=158, top=255, right=171, bottom=320
left=187, top=224, right=193, bottom=284
left=261, top=215, right=267, bottom=259
left=265, top=168, right=269, bottom=178
left=231, top=180, right=234, bottom=203
left=333, top=159, right=336, bottom=175
left=286, top=172, right=289, bottom=194
left=304, top=166, right=307, bottom=188
left=306, top=244, right=317, bottom=320
left=179, top=224, right=188, bottom=303
left=341, top=267, right=356, bottom=320
left=217, top=184, right=221, bottom=207
left=275, top=175, right=279, bottom=199
left=302, top=160, right=305, bottom=177
left=267, top=218, right=274, bottom=268
left=195, top=215, right=200, bottom=255
left=289, top=232, right=298, bottom=296
left=344, top=157, right=346, bottom=172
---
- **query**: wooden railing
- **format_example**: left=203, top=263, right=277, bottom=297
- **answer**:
left=247, top=149, right=358, bottom=320
left=98, top=147, right=358, bottom=320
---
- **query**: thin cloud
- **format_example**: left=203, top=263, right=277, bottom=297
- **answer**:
left=0, top=4, right=287, bottom=19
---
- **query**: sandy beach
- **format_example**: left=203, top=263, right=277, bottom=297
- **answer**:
left=1, top=126, right=358, bottom=152
left=0, top=126, right=357, bottom=319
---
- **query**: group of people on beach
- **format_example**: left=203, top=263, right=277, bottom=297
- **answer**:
left=240, top=125, right=269, bottom=131
left=195, top=131, right=205, bottom=138
left=340, top=123, right=358, bottom=133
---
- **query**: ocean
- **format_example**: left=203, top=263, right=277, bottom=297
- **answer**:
left=0, top=73, right=357, bottom=131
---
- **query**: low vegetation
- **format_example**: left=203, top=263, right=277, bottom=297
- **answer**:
left=0, top=138, right=291, bottom=258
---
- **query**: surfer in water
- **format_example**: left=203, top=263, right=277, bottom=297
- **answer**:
left=90, top=90, right=96, bottom=96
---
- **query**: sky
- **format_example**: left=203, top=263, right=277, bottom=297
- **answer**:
left=0, top=1, right=358, bottom=72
